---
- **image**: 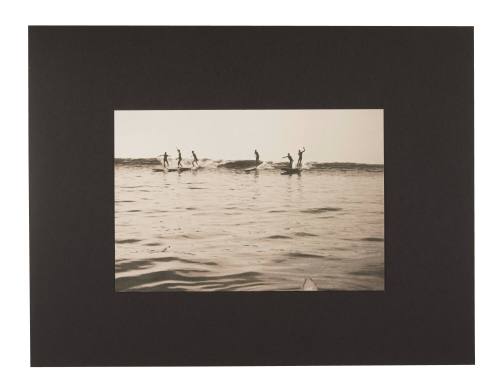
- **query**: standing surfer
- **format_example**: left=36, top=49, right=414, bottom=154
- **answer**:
left=282, top=153, right=294, bottom=168
left=254, top=149, right=260, bottom=167
left=176, top=148, right=183, bottom=168
left=192, top=150, right=199, bottom=167
left=297, top=147, right=305, bottom=168
left=163, top=152, right=170, bottom=167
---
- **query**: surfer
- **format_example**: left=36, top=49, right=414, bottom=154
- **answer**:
left=297, top=147, right=305, bottom=168
left=176, top=148, right=183, bottom=168
left=163, top=152, right=170, bottom=167
left=282, top=153, right=294, bottom=168
left=254, top=149, right=260, bottom=167
left=192, top=150, right=199, bottom=167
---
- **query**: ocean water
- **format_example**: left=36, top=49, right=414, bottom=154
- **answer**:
left=115, top=159, right=384, bottom=291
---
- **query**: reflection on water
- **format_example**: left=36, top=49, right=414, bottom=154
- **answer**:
left=115, top=166, right=384, bottom=291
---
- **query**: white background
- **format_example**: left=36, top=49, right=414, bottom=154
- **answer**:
left=0, top=1, right=498, bottom=390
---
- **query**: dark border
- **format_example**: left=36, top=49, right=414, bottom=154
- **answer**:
left=29, top=26, right=474, bottom=366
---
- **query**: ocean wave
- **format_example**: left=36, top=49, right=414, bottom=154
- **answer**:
left=115, top=158, right=160, bottom=166
left=115, top=238, right=142, bottom=244
left=286, top=252, right=325, bottom=259
left=295, top=232, right=318, bottom=237
left=115, top=269, right=263, bottom=292
left=301, top=207, right=342, bottom=214
left=115, top=158, right=384, bottom=172
left=264, top=235, right=292, bottom=239
left=217, top=160, right=261, bottom=169
left=309, top=162, right=384, bottom=171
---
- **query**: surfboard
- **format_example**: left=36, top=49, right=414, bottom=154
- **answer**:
left=152, top=168, right=165, bottom=172
left=281, top=168, right=302, bottom=175
left=244, top=162, right=264, bottom=172
left=302, top=278, right=318, bottom=291
left=167, top=168, right=191, bottom=172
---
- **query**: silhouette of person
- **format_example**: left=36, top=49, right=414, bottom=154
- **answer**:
left=254, top=149, right=260, bottom=167
left=192, top=151, right=199, bottom=167
left=297, top=147, right=305, bottom=167
left=282, top=153, right=294, bottom=168
left=176, top=148, right=183, bottom=168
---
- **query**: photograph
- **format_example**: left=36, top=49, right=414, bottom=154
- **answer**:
left=115, top=109, right=384, bottom=291
left=28, top=24, right=474, bottom=367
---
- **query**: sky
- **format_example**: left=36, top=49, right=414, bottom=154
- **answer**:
left=114, top=109, right=384, bottom=164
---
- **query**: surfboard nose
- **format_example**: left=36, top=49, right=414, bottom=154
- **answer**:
left=302, top=278, right=318, bottom=291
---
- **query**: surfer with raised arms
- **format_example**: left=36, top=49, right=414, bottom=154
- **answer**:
left=176, top=148, right=183, bottom=168
left=254, top=149, right=260, bottom=167
left=282, top=153, right=294, bottom=169
left=163, top=152, right=170, bottom=167
left=297, top=147, right=305, bottom=168
left=192, top=150, right=199, bottom=167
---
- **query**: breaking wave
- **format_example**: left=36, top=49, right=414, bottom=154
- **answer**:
left=115, top=158, right=383, bottom=172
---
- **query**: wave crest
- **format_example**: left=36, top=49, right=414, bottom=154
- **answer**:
left=115, top=158, right=384, bottom=172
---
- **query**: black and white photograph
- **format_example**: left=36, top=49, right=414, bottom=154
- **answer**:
left=25, top=23, right=476, bottom=370
left=114, top=109, right=384, bottom=291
